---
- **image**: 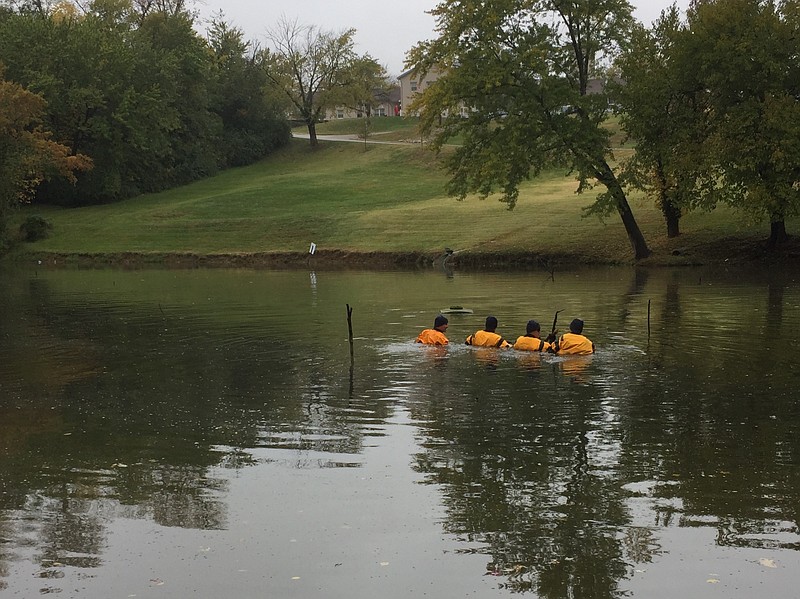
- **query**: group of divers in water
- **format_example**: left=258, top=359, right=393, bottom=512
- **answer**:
left=415, top=314, right=595, bottom=355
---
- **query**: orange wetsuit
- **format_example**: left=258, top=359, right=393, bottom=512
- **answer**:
left=465, top=330, right=511, bottom=348
left=553, top=332, right=594, bottom=355
left=416, top=329, right=449, bottom=345
left=513, top=335, right=553, bottom=352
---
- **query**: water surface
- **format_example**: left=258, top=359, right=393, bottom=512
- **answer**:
left=1, top=265, right=799, bottom=597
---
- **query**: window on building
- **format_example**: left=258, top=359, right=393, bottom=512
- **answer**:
left=410, top=80, right=417, bottom=91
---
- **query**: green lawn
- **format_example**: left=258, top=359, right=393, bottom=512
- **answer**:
left=304, top=116, right=419, bottom=135
left=8, top=137, right=789, bottom=264
left=296, top=116, right=425, bottom=143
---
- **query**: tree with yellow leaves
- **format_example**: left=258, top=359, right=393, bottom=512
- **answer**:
left=0, top=67, right=92, bottom=246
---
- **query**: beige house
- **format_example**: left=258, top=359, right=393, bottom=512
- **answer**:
left=398, top=65, right=471, bottom=118
left=397, top=65, right=445, bottom=117
left=325, top=86, right=401, bottom=120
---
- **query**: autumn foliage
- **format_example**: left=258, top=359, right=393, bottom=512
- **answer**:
left=0, top=70, right=92, bottom=242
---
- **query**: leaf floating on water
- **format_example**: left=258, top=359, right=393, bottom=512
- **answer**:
left=149, top=578, right=164, bottom=586
left=380, top=562, right=390, bottom=566
left=706, top=579, right=720, bottom=584
left=758, top=558, right=778, bottom=568
left=291, top=576, right=301, bottom=580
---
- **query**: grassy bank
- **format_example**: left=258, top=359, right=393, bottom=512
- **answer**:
left=6, top=137, right=798, bottom=268
left=309, top=116, right=420, bottom=137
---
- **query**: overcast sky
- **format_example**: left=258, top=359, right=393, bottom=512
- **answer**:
left=197, top=1, right=691, bottom=77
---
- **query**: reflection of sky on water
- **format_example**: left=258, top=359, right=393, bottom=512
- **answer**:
left=2, top=266, right=800, bottom=597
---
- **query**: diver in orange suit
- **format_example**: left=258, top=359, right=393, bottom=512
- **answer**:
left=465, top=316, right=511, bottom=348
left=416, top=315, right=449, bottom=345
left=551, top=318, right=595, bottom=355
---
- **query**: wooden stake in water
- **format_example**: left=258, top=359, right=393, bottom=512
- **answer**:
left=647, top=299, right=651, bottom=338
left=346, top=303, right=355, bottom=397
left=346, top=303, right=354, bottom=360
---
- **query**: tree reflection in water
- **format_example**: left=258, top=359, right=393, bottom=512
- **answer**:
left=1, top=266, right=800, bottom=597
left=408, top=368, right=633, bottom=598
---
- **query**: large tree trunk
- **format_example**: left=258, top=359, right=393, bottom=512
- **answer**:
left=597, top=162, right=652, bottom=260
left=663, top=200, right=681, bottom=238
left=767, top=216, right=788, bottom=249
left=306, top=121, right=318, bottom=147
left=655, top=160, right=681, bottom=237
left=618, top=196, right=652, bottom=260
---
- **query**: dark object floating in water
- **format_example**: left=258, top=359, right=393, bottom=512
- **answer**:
left=441, top=305, right=473, bottom=314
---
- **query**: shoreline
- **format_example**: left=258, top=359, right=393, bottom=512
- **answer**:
left=6, top=237, right=800, bottom=270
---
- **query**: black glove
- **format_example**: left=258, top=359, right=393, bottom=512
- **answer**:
left=545, top=331, right=557, bottom=343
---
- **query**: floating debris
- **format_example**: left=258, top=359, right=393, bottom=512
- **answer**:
left=440, top=305, right=473, bottom=314
left=758, top=558, right=778, bottom=568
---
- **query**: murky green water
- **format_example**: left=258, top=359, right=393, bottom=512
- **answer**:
left=1, top=265, right=799, bottom=598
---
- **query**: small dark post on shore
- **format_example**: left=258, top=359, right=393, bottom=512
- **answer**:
left=647, top=299, right=651, bottom=338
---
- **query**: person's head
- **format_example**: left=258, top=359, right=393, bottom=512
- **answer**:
left=569, top=318, right=584, bottom=334
left=434, top=314, right=449, bottom=332
left=526, top=320, right=541, bottom=337
left=485, top=315, right=498, bottom=332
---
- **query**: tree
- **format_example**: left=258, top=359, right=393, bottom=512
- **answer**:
left=206, top=15, right=291, bottom=166
left=0, top=1, right=288, bottom=207
left=408, top=0, right=651, bottom=260
left=613, top=6, right=715, bottom=238
left=684, top=0, right=800, bottom=247
left=129, top=0, right=193, bottom=19
left=0, top=1, right=193, bottom=202
left=337, top=54, right=392, bottom=118
left=263, top=18, right=358, bottom=147
left=0, top=69, right=91, bottom=244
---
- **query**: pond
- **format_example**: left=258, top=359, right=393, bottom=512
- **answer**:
left=1, top=264, right=799, bottom=598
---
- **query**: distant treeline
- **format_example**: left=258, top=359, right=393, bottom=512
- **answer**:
left=0, top=1, right=291, bottom=207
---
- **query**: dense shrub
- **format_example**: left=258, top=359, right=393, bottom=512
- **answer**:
left=19, top=215, right=52, bottom=242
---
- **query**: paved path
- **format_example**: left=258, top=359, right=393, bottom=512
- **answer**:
left=292, top=132, right=420, bottom=146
